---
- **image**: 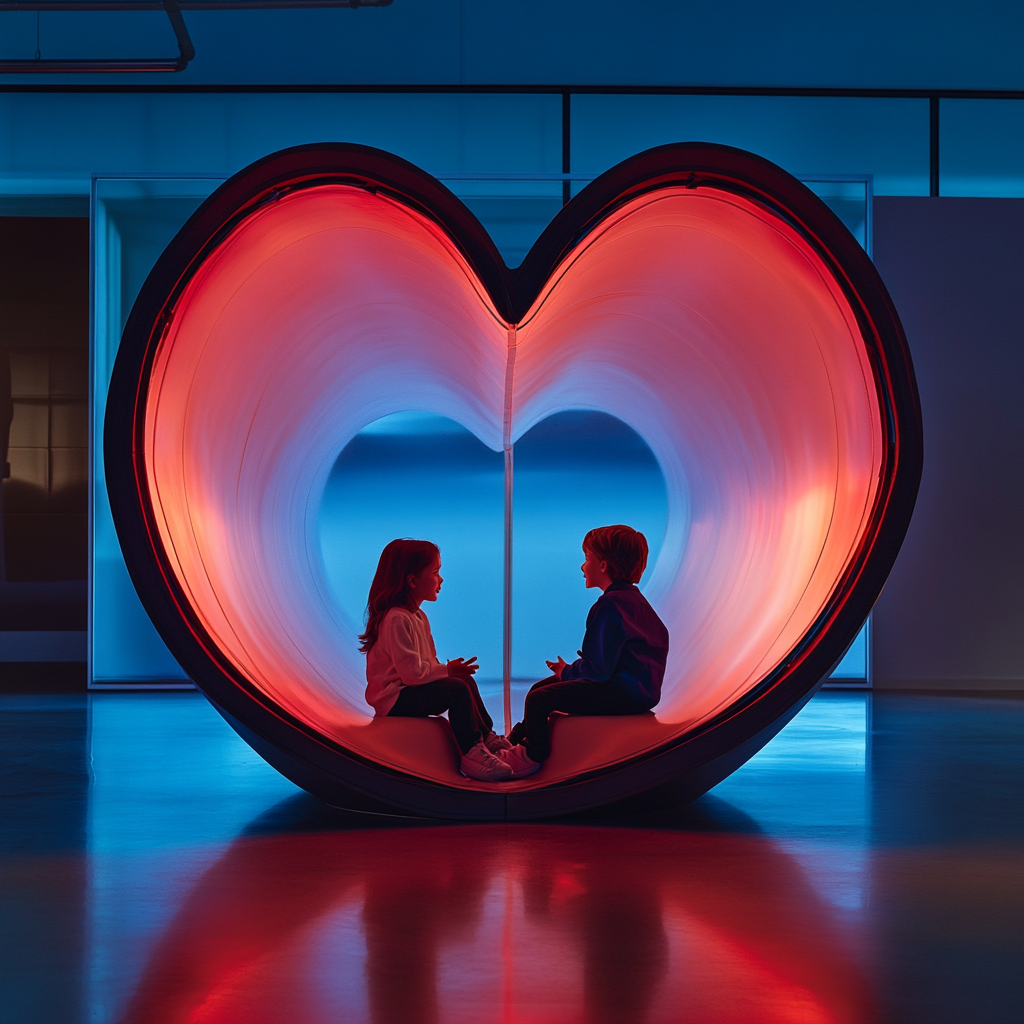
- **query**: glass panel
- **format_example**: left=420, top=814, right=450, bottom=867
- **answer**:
left=91, top=177, right=223, bottom=684
left=4, top=93, right=560, bottom=182
left=829, top=624, right=869, bottom=681
left=1, top=215, right=89, bottom=593
left=224, top=93, right=563, bottom=179
left=571, top=95, right=928, bottom=196
left=941, top=99, right=1024, bottom=198
left=803, top=178, right=872, bottom=252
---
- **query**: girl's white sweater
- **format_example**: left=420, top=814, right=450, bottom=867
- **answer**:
left=364, top=605, right=449, bottom=716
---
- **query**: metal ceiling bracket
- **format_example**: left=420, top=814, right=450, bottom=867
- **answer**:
left=0, top=0, right=196, bottom=72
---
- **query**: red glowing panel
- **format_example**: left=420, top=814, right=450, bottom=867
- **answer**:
left=142, top=181, right=878, bottom=785
left=145, top=186, right=506, bottom=737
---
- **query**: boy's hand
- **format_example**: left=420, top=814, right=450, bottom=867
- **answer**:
left=545, top=656, right=568, bottom=680
left=447, top=657, right=478, bottom=679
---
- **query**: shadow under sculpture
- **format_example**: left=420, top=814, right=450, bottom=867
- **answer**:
left=104, top=141, right=922, bottom=819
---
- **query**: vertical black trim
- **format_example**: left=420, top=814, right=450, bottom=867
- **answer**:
left=929, top=95, right=940, bottom=197
left=562, top=90, right=571, bottom=206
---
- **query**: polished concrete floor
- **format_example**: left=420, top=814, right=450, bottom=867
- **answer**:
left=1, top=690, right=1021, bottom=1024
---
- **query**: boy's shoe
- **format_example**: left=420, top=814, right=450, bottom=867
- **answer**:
left=460, top=742, right=514, bottom=781
left=501, top=743, right=541, bottom=778
left=484, top=730, right=513, bottom=754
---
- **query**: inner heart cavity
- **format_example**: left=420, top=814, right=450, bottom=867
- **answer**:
left=318, top=409, right=669, bottom=725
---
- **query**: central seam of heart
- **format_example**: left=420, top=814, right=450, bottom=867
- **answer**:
left=502, top=323, right=518, bottom=733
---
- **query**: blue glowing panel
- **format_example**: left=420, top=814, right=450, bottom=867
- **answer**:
left=511, top=410, right=668, bottom=687
left=941, top=99, right=1024, bottom=198
left=319, top=410, right=669, bottom=724
left=830, top=627, right=868, bottom=679
left=318, top=412, right=505, bottom=687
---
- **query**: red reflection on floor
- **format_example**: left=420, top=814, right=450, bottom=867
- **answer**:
left=118, top=826, right=873, bottom=1024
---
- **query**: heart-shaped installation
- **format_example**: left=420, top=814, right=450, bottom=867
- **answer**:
left=106, top=142, right=921, bottom=819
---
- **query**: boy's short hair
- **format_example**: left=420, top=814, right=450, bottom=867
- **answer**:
left=583, top=525, right=649, bottom=584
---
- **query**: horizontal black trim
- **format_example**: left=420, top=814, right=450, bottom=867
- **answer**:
left=1, top=82, right=1021, bottom=99
left=0, top=1, right=392, bottom=8
left=0, top=59, right=183, bottom=71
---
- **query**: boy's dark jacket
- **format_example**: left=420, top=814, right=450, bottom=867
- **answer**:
left=560, top=581, right=669, bottom=705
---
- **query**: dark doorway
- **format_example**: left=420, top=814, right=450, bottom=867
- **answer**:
left=1, top=215, right=90, bottom=681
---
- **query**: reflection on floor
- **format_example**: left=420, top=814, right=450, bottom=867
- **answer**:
left=1, top=691, right=1022, bottom=1024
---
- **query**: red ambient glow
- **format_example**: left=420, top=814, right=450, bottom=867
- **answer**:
left=116, top=827, right=874, bottom=1024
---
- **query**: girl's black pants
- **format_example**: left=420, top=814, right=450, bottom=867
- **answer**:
left=388, top=676, right=493, bottom=755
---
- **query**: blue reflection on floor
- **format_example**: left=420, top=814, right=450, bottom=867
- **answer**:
left=713, top=693, right=871, bottom=917
left=85, top=695, right=299, bottom=1024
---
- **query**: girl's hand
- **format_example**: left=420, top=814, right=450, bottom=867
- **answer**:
left=447, top=657, right=478, bottom=679
left=545, top=656, right=568, bottom=680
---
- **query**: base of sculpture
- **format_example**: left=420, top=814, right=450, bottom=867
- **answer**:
left=213, top=693, right=814, bottom=820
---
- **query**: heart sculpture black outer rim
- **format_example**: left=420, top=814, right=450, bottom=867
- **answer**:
left=105, top=142, right=922, bottom=820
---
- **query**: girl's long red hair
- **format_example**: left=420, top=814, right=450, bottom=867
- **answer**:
left=359, top=539, right=440, bottom=653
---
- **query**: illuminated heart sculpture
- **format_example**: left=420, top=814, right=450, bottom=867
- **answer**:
left=106, top=143, right=921, bottom=819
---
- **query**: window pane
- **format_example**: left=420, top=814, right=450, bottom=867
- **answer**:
left=92, top=178, right=222, bottom=684
left=941, top=99, right=1024, bottom=198
left=830, top=623, right=868, bottom=681
left=0, top=93, right=561, bottom=181
left=572, top=95, right=928, bottom=196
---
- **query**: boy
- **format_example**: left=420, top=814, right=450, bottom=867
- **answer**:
left=503, top=525, right=670, bottom=777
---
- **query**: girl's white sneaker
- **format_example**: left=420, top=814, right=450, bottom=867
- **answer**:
left=460, top=741, right=514, bottom=781
left=501, top=744, right=541, bottom=778
left=484, top=730, right=513, bottom=754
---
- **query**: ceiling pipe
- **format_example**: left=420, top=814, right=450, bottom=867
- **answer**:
left=0, top=2, right=391, bottom=10
left=0, top=0, right=391, bottom=72
left=0, top=0, right=195, bottom=71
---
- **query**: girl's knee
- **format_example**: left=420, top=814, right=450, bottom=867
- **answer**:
left=443, top=677, right=473, bottom=704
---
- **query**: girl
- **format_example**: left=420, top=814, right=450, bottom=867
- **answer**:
left=503, top=525, right=670, bottom=778
left=360, top=539, right=513, bottom=782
